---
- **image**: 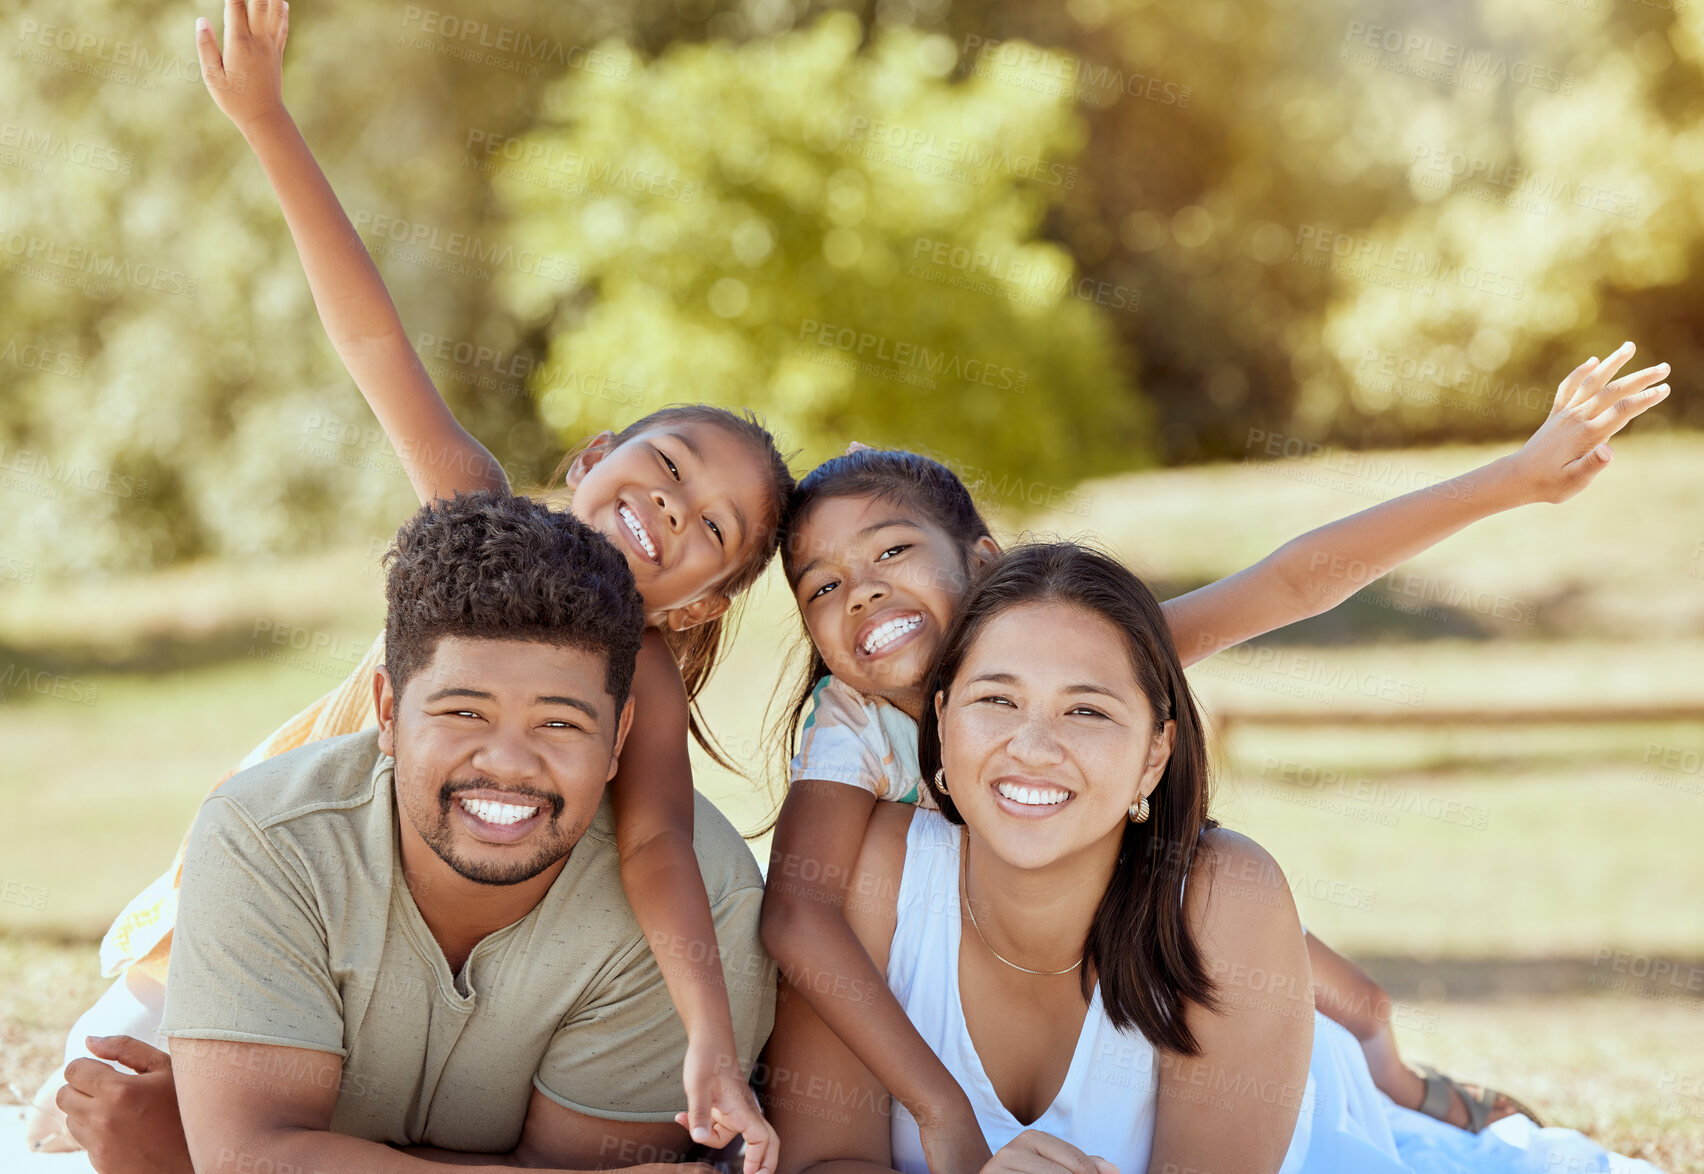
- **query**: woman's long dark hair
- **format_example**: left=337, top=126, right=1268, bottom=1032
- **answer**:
left=759, top=448, right=994, bottom=829
left=545, top=404, right=795, bottom=772
left=916, top=542, right=1221, bottom=1056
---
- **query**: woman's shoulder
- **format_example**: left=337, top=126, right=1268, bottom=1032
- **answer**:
left=1183, top=826, right=1303, bottom=946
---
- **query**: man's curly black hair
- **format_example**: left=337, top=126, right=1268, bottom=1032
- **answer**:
left=381, top=491, right=645, bottom=707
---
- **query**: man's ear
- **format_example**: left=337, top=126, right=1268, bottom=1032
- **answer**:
left=563, top=431, right=618, bottom=490
left=658, top=592, right=731, bottom=633
left=607, top=695, right=637, bottom=781
left=374, top=665, right=397, bottom=758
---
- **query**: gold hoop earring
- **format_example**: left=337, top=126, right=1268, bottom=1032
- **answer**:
left=1128, top=794, right=1150, bottom=823
left=934, top=767, right=949, bottom=795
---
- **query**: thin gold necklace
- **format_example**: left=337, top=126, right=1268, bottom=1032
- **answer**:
left=959, top=828, right=1082, bottom=977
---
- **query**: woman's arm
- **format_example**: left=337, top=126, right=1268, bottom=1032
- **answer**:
left=763, top=804, right=914, bottom=1174
left=1146, top=829, right=1315, bottom=1174
left=1164, top=346, right=1670, bottom=666
left=762, top=784, right=990, bottom=1174
left=611, top=632, right=775, bottom=1170
left=195, top=3, right=507, bottom=507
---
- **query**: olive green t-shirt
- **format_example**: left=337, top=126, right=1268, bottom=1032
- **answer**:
left=158, top=729, right=775, bottom=1151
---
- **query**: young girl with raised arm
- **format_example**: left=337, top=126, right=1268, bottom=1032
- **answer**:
left=28, top=3, right=790, bottom=1165
left=761, top=344, right=1669, bottom=1173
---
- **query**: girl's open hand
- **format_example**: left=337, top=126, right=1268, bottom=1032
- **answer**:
left=674, top=1036, right=777, bottom=1174
left=194, top=0, right=290, bottom=132
left=1505, top=341, right=1671, bottom=505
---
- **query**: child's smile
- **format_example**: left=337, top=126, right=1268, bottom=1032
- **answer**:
left=788, top=495, right=974, bottom=717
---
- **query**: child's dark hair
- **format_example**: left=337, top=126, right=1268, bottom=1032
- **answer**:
left=383, top=490, right=646, bottom=707
left=547, top=404, right=795, bottom=771
left=916, top=542, right=1220, bottom=1055
left=763, top=448, right=994, bottom=825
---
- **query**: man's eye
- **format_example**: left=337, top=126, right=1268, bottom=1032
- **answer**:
left=877, top=545, right=910, bottom=561
left=809, top=580, right=839, bottom=601
left=706, top=517, right=724, bottom=546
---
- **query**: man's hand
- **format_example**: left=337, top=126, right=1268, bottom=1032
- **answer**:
left=55, top=1035, right=193, bottom=1174
left=1503, top=341, right=1671, bottom=505
left=980, top=1130, right=1118, bottom=1174
left=195, top=0, right=290, bottom=132
left=673, top=1034, right=778, bottom=1174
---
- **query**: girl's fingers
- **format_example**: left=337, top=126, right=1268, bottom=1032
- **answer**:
left=1578, top=340, right=1636, bottom=405
left=193, top=16, right=224, bottom=83
left=225, top=0, right=251, bottom=41
left=1584, top=362, right=1669, bottom=418
left=1591, top=382, right=1669, bottom=433
left=1554, top=356, right=1598, bottom=415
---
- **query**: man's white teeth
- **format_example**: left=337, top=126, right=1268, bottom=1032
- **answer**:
left=996, top=781, right=1071, bottom=807
left=459, top=797, right=540, bottom=825
left=619, top=505, right=657, bottom=560
left=861, top=614, right=922, bottom=655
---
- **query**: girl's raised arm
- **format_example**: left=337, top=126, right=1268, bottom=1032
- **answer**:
left=1163, top=344, right=1671, bottom=666
left=195, top=2, right=506, bottom=507
left=612, top=631, right=777, bottom=1172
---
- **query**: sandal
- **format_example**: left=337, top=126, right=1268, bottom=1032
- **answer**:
left=1416, top=1064, right=1544, bottom=1132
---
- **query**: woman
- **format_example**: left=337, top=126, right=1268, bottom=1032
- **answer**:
left=759, top=543, right=1663, bottom=1174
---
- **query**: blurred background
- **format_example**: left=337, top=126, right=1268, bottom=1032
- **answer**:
left=1, top=0, right=1701, bottom=1166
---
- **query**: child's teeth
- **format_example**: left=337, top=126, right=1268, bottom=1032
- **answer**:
left=459, top=797, right=540, bottom=826
left=862, top=615, right=921, bottom=653
left=619, top=505, right=656, bottom=559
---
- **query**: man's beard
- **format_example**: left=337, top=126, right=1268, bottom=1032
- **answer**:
left=413, top=775, right=579, bottom=886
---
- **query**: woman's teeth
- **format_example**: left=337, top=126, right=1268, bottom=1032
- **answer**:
left=996, top=782, right=1071, bottom=807
left=861, top=614, right=922, bottom=655
left=459, top=797, right=540, bottom=826
left=618, top=504, right=657, bottom=560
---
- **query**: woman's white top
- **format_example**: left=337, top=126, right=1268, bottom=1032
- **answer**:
left=881, top=810, right=1665, bottom=1174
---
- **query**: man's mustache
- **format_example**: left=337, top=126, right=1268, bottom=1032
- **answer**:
left=437, top=777, right=566, bottom=821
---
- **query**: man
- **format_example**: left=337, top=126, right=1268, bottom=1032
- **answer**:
left=56, top=492, right=774, bottom=1171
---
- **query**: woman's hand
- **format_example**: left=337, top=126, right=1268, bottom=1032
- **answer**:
left=674, top=1032, right=778, bottom=1174
left=1501, top=341, right=1671, bottom=505
left=195, top=0, right=291, bottom=133
left=980, top=1130, right=1118, bottom=1174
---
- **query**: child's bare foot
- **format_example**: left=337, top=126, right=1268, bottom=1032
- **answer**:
left=22, top=1074, right=81, bottom=1153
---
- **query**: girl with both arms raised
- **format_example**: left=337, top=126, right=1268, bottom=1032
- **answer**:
left=29, top=2, right=788, bottom=1165
left=761, top=342, right=1669, bottom=1173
